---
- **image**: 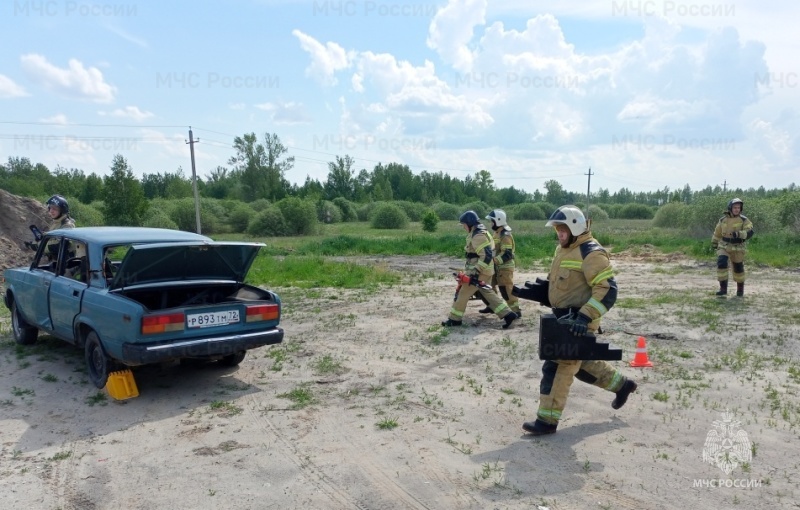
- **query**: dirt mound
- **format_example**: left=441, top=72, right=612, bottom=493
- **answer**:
left=0, top=189, right=50, bottom=272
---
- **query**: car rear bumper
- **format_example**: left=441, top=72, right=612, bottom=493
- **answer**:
left=121, top=327, right=284, bottom=364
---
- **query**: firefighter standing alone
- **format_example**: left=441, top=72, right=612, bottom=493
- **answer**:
left=441, top=211, right=519, bottom=329
left=711, top=198, right=754, bottom=297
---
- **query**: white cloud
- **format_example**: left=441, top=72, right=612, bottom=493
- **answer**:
left=427, top=0, right=488, bottom=72
left=20, top=54, right=116, bottom=103
left=0, top=74, right=28, bottom=98
left=103, top=24, right=148, bottom=48
left=99, top=106, right=154, bottom=121
left=254, top=101, right=312, bottom=125
left=39, top=114, right=69, bottom=125
left=292, top=30, right=351, bottom=85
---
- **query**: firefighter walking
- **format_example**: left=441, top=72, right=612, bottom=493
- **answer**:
left=711, top=198, right=754, bottom=297
left=513, top=205, right=637, bottom=436
left=442, top=211, right=519, bottom=329
left=479, top=209, right=521, bottom=317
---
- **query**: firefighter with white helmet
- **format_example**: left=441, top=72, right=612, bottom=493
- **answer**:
left=512, top=205, right=636, bottom=436
left=480, top=209, right=521, bottom=317
left=711, top=198, right=754, bottom=297
left=441, top=210, right=519, bottom=329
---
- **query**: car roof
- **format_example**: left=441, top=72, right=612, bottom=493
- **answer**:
left=46, top=227, right=212, bottom=245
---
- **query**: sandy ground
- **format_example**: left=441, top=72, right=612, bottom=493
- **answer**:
left=1, top=252, right=799, bottom=510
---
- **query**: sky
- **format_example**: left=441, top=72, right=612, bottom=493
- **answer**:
left=1, top=0, right=798, bottom=196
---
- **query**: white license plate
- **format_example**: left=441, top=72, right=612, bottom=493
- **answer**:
left=187, top=310, right=240, bottom=328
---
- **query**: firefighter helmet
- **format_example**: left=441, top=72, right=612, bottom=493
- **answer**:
left=46, top=194, right=69, bottom=216
left=459, top=210, right=480, bottom=228
left=727, top=198, right=743, bottom=214
left=545, top=205, right=587, bottom=236
left=485, top=209, right=508, bottom=228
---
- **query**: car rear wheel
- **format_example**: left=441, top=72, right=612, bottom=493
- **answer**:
left=11, top=301, right=38, bottom=345
left=85, top=331, right=114, bottom=388
left=220, top=351, right=246, bottom=367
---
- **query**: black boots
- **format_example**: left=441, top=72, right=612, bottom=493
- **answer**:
left=715, top=280, right=728, bottom=296
left=502, top=312, right=518, bottom=329
left=478, top=307, right=493, bottom=313
left=612, top=380, right=638, bottom=410
left=441, top=319, right=462, bottom=327
left=522, top=419, right=558, bottom=436
left=736, top=282, right=744, bottom=297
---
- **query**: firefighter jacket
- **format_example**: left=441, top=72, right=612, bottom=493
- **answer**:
left=491, top=227, right=516, bottom=270
left=547, top=231, right=617, bottom=323
left=47, top=215, right=75, bottom=232
left=464, top=224, right=496, bottom=279
left=712, top=212, right=753, bottom=253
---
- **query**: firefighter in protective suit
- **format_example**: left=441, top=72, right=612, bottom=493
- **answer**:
left=513, top=205, right=637, bottom=436
left=711, top=198, right=754, bottom=297
left=478, top=209, right=521, bottom=317
left=442, top=211, right=519, bottom=329
left=46, top=194, right=76, bottom=231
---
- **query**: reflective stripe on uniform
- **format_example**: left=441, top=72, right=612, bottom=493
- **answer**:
left=587, top=297, right=608, bottom=316
left=537, top=408, right=562, bottom=421
left=450, top=308, right=465, bottom=318
left=561, top=260, right=582, bottom=270
left=604, top=371, right=623, bottom=391
left=591, top=268, right=614, bottom=286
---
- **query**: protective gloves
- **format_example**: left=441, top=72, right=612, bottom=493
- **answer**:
left=569, top=313, right=592, bottom=337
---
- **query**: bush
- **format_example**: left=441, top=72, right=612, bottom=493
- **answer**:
left=393, top=200, right=427, bottom=222
left=536, top=202, right=557, bottom=219
left=461, top=201, right=490, bottom=218
left=228, top=203, right=255, bottom=233
left=357, top=201, right=382, bottom=222
left=370, top=203, right=409, bottom=229
left=142, top=209, right=179, bottom=230
left=587, top=204, right=609, bottom=222
left=332, top=197, right=359, bottom=222
left=247, top=207, right=288, bottom=236
left=431, top=202, right=461, bottom=221
left=276, top=197, right=318, bottom=235
left=512, top=202, right=546, bottom=221
left=421, top=210, right=439, bottom=232
left=652, top=202, right=690, bottom=229
left=70, top=201, right=104, bottom=226
left=318, top=200, right=343, bottom=224
left=169, top=198, right=222, bottom=234
left=618, top=203, right=654, bottom=220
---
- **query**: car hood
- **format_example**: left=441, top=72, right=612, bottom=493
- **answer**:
left=109, top=242, right=264, bottom=289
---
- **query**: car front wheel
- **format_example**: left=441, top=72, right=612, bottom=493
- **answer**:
left=85, top=331, right=114, bottom=388
left=11, top=301, right=38, bottom=345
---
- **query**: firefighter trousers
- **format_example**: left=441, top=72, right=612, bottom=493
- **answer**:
left=536, top=359, right=627, bottom=425
left=491, top=268, right=520, bottom=314
left=449, top=282, right=511, bottom=321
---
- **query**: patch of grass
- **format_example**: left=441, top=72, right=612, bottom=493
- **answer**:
left=311, top=354, right=346, bottom=375
left=11, top=386, right=34, bottom=397
left=278, top=384, right=316, bottom=409
left=49, top=451, right=72, bottom=461
left=41, top=373, right=59, bottom=382
left=247, top=254, right=400, bottom=290
left=208, top=400, right=243, bottom=417
left=376, top=417, right=399, bottom=430
left=85, top=392, right=108, bottom=406
left=652, top=391, right=669, bottom=402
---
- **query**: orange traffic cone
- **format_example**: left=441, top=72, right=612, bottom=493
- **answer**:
left=630, top=336, right=653, bottom=367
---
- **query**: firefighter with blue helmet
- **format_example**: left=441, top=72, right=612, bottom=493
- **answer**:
left=441, top=210, right=519, bottom=329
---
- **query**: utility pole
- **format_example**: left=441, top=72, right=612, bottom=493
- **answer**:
left=585, top=167, right=593, bottom=219
left=186, top=127, right=202, bottom=234
left=722, top=180, right=727, bottom=193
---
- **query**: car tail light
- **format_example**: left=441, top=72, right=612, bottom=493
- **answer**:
left=141, top=313, right=185, bottom=335
left=246, top=304, right=279, bottom=322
